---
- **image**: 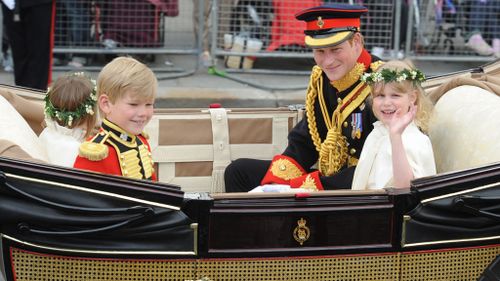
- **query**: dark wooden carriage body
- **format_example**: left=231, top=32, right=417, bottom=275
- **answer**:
left=1, top=156, right=500, bottom=280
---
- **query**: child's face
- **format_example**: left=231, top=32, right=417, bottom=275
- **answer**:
left=99, top=91, right=154, bottom=135
left=372, top=83, right=416, bottom=126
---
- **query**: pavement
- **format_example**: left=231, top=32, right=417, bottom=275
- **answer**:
left=0, top=54, right=491, bottom=108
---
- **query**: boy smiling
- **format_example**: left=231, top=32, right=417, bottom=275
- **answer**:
left=74, top=57, right=157, bottom=181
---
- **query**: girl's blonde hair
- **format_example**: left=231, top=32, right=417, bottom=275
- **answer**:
left=45, top=73, right=98, bottom=138
left=370, top=60, right=433, bottom=133
left=97, top=56, right=157, bottom=104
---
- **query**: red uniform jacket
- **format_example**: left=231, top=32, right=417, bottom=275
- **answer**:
left=74, top=119, right=157, bottom=181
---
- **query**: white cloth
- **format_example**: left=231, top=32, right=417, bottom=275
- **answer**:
left=1, top=0, right=15, bottom=10
left=0, top=95, right=48, bottom=161
left=249, top=184, right=308, bottom=193
left=352, top=121, right=436, bottom=190
left=38, top=119, right=86, bottom=167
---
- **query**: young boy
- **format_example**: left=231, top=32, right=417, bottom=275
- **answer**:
left=74, top=57, right=157, bottom=181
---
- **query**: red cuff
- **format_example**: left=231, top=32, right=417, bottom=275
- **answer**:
left=261, top=155, right=306, bottom=185
left=290, top=171, right=324, bottom=191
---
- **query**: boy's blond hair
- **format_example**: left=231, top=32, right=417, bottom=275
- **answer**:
left=370, top=59, right=434, bottom=134
left=46, top=73, right=98, bottom=138
left=97, top=57, right=157, bottom=104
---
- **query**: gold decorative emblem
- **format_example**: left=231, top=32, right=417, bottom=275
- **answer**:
left=293, top=218, right=310, bottom=246
left=300, top=174, right=318, bottom=191
left=317, top=16, right=324, bottom=28
left=270, top=158, right=303, bottom=180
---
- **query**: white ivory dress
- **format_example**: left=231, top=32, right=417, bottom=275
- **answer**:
left=351, top=121, right=436, bottom=190
left=38, top=119, right=86, bottom=167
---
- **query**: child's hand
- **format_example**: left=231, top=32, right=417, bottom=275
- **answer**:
left=388, top=103, right=416, bottom=136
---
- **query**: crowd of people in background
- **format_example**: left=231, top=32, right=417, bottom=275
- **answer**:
left=1, top=0, right=499, bottom=92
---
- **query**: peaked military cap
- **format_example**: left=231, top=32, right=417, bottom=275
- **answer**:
left=295, top=3, right=368, bottom=48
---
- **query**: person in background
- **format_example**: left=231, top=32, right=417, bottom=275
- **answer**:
left=464, top=0, right=500, bottom=57
left=193, top=0, right=213, bottom=67
left=225, top=4, right=383, bottom=192
left=352, top=60, right=436, bottom=190
left=39, top=72, right=99, bottom=167
left=73, top=57, right=157, bottom=181
left=63, top=0, right=92, bottom=68
left=1, top=0, right=54, bottom=90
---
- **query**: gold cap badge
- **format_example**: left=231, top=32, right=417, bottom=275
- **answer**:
left=317, top=16, right=324, bottom=28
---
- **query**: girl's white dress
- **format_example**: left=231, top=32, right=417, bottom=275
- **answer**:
left=351, top=121, right=436, bottom=190
left=38, top=119, right=86, bottom=167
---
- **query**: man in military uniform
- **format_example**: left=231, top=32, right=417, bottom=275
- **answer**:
left=224, top=4, right=382, bottom=192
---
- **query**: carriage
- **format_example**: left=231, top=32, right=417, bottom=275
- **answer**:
left=1, top=60, right=500, bottom=280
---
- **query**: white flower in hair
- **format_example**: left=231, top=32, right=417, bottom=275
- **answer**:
left=396, top=73, right=407, bottom=82
left=410, top=70, right=417, bottom=79
left=85, top=104, right=94, bottom=115
left=361, top=73, right=370, bottom=82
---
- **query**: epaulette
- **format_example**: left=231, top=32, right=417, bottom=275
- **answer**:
left=370, top=61, right=384, bottom=72
left=78, top=131, right=110, bottom=161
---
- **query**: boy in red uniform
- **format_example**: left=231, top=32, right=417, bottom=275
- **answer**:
left=74, top=57, right=157, bottom=181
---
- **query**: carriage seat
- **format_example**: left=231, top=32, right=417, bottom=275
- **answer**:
left=428, top=80, right=500, bottom=174
left=0, top=94, right=47, bottom=162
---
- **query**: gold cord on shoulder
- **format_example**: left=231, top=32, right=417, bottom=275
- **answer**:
left=305, top=66, right=324, bottom=153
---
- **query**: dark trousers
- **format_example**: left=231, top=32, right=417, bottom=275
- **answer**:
left=224, top=157, right=355, bottom=192
left=2, top=2, right=53, bottom=90
left=224, top=158, right=270, bottom=192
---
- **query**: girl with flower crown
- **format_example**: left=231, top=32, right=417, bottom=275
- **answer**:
left=352, top=60, right=436, bottom=189
left=39, top=73, right=99, bottom=167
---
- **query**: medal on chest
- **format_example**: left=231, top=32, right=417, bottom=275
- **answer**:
left=351, top=113, right=363, bottom=140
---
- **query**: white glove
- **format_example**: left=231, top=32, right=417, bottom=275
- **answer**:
left=249, top=184, right=308, bottom=193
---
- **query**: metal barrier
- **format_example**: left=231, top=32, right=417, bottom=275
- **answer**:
left=52, top=0, right=498, bottom=77
left=211, top=0, right=497, bottom=74
left=53, top=0, right=201, bottom=76
left=211, top=0, right=401, bottom=74
left=407, top=0, right=499, bottom=62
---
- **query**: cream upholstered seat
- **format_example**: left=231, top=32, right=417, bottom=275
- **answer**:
left=0, top=95, right=47, bottom=162
left=428, top=84, right=500, bottom=174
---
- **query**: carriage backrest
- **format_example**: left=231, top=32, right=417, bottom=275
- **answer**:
left=426, top=74, right=500, bottom=174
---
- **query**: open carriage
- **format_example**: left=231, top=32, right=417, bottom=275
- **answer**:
left=1, top=60, right=500, bottom=280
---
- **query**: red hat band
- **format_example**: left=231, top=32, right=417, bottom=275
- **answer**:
left=306, top=17, right=360, bottom=31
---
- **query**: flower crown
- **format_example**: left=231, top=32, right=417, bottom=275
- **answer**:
left=44, top=72, right=97, bottom=127
left=361, top=68, right=426, bottom=86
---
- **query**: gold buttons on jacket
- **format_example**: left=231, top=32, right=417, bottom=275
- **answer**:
left=350, top=148, right=356, bottom=155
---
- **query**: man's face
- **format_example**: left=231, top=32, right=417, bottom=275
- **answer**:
left=312, top=35, right=362, bottom=81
